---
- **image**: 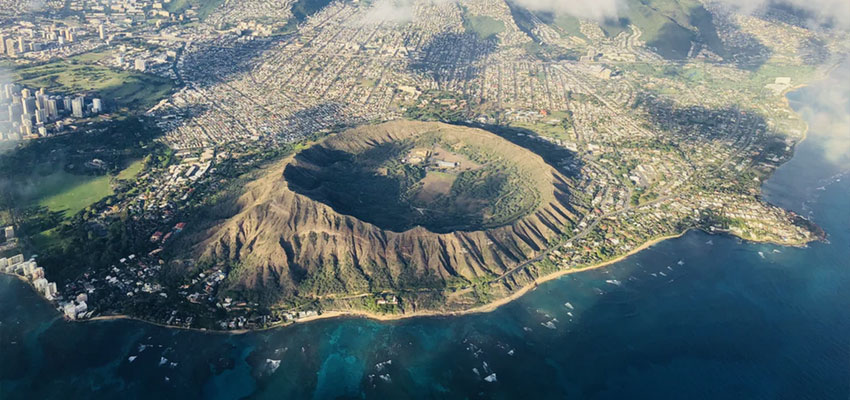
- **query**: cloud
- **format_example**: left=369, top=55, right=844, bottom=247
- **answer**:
left=510, top=0, right=623, bottom=20
left=355, top=0, right=454, bottom=25
left=795, top=62, right=850, bottom=168
left=717, top=0, right=850, bottom=30
left=358, top=0, right=417, bottom=24
left=354, top=0, right=623, bottom=25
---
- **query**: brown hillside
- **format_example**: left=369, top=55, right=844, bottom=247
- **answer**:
left=191, top=121, right=585, bottom=303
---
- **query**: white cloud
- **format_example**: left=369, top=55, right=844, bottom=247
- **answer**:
left=796, top=63, right=850, bottom=168
left=358, top=0, right=417, bottom=24
left=510, top=0, right=623, bottom=20
left=354, top=0, right=623, bottom=25
left=717, top=0, right=850, bottom=29
left=355, top=0, right=454, bottom=25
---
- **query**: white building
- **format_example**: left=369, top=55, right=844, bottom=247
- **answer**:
left=92, top=98, right=102, bottom=114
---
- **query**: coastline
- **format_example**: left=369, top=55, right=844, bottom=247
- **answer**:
left=6, top=225, right=816, bottom=335
left=3, top=73, right=831, bottom=335
left=70, top=231, right=693, bottom=334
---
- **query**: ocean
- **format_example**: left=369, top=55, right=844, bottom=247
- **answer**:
left=1, top=68, right=848, bottom=399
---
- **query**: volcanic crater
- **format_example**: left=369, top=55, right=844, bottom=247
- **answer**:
left=192, top=121, right=585, bottom=306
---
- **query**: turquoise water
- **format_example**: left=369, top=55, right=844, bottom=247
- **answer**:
left=1, top=69, right=849, bottom=399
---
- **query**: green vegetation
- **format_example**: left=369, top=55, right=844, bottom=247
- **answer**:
left=278, top=0, right=336, bottom=34
left=285, top=129, right=541, bottom=233
left=20, top=158, right=143, bottom=217
left=404, top=90, right=467, bottom=122
left=0, top=117, right=166, bottom=280
left=12, top=55, right=173, bottom=111
left=463, top=15, right=506, bottom=40
left=35, top=172, right=113, bottom=216
left=164, top=0, right=225, bottom=20
left=593, top=0, right=728, bottom=60
left=116, top=159, right=145, bottom=181
left=550, top=14, right=586, bottom=39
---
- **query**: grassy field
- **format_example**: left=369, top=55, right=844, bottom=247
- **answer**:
left=12, top=56, right=173, bottom=111
left=117, top=159, right=145, bottom=181
left=464, top=15, right=506, bottom=40
left=17, top=159, right=144, bottom=217
left=22, top=171, right=114, bottom=217
left=165, top=0, right=225, bottom=20
left=550, top=14, right=586, bottom=40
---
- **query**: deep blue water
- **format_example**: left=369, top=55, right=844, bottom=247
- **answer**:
left=2, top=69, right=849, bottom=399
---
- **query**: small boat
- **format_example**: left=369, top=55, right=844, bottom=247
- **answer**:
left=758, top=251, right=765, bottom=259
left=564, top=302, right=574, bottom=310
left=484, top=373, right=498, bottom=383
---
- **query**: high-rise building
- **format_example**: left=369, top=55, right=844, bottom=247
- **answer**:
left=4, top=38, right=15, bottom=56
left=20, top=119, right=33, bottom=135
left=71, top=96, right=85, bottom=118
left=35, top=109, right=46, bottom=124
left=47, top=98, right=59, bottom=119
left=98, top=24, right=105, bottom=40
left=8, top=103, right=22, bottom=123
left=17, top=37, right=24, bottom=53
left=62, top=96, right=72, bottom=111
left=134, top=58, right=146, bottom=72
left=21, top=88, right=31, bottom=98
left=4, top=84, right=18, bottom=99
left=22, top=96, right=36, bottom=115
left=91, top=98, right=102, bottom=114
left=0, top=35, right=6, bottom=54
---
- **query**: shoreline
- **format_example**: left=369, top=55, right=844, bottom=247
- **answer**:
left=73, top=231, right=694, bottom=334
left=4, top=218, right=816, bottom=335
left=3, top=73, right=832, bottom=335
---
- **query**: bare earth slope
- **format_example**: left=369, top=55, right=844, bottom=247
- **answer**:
left=192, top=121, right=585, bottom=304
